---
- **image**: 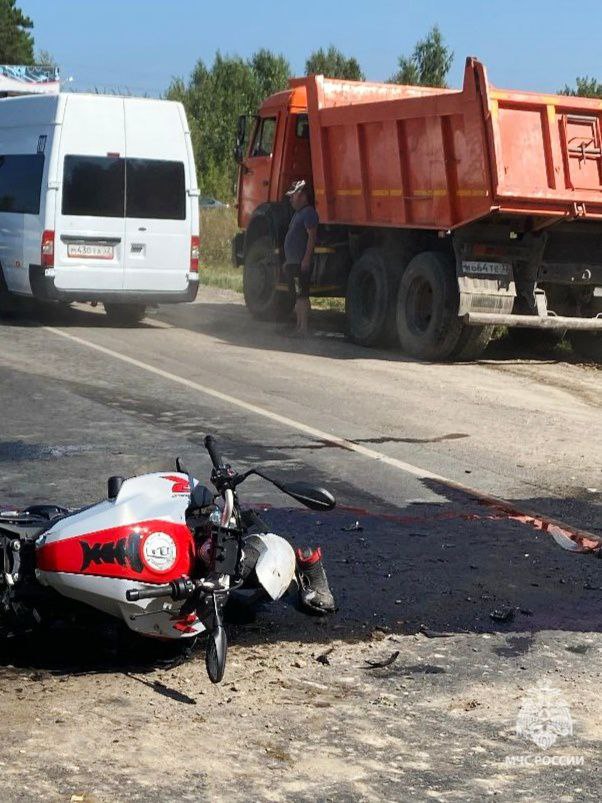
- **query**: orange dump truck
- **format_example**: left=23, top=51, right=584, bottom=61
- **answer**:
left=232, top=58, right=602, bottom=360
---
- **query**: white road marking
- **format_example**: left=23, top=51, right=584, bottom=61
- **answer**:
left=43, top=325, right=600, bottom=544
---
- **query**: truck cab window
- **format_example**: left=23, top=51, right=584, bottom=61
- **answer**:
left=252, top=117, right=277, bottom=157
left=295, top=114, right=309, bottom=139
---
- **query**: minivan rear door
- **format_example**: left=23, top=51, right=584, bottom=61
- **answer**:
left=123, top=101, right=190, bottom=293
left=54, top=96, right=126, bottom=292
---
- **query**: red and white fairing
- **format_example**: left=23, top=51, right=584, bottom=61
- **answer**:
left=35, top=472, right=206, bottom=638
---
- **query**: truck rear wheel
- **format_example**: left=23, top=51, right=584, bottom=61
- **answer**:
left=396, top=251, right=492, bottom=361
left=345, top=249, right=396, bottom=347
left=243, top=236, right=294, bottom=321
left=569, top=331, right=602, bottom=362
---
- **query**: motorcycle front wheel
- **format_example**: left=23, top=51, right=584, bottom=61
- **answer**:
left=205, top=626, right=227, bottom=684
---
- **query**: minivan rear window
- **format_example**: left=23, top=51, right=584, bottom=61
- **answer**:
left=62, top=155, right=186, bottom=220
left=62, top=156, right=125, bottom=218
left=0, top=154, right=44, bottom=215
left=126, top=159, right=186, bottom=220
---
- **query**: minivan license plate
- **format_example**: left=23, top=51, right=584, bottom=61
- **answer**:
left=67, top=243, right=113, bottom=259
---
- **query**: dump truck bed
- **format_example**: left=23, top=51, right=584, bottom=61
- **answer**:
left=299, top=58, right=602, bottom=229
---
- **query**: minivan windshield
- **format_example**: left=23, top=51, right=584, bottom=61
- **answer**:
left=62, top=156, right=186, bottom=220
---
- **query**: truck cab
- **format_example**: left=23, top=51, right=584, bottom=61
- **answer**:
left=236, top=85, right=311, bottom=231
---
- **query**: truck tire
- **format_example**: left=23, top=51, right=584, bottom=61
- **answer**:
left=345, top=249, right=396, bottom=347
left=243, top=236, right=294, bottom=321
left=396, top=251, right=492, bottom=361
left=104, top=303, right=146, bottom=326
left=569, top=331, right=602, bottom=363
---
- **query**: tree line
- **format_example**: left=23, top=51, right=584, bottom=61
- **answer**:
left=0, top=2, right=600, bottom=200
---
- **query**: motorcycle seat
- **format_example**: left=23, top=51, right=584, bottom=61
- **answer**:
left=0, top=505, right=70, bottom=541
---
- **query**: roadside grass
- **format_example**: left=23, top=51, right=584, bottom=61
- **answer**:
left=200, top=206, right=345, bottom=311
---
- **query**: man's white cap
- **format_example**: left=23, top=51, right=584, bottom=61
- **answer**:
left=285, top=179, right=307, bottom=196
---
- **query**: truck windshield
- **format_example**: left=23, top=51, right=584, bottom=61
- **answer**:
left=62, top=155, right=186, bottom=220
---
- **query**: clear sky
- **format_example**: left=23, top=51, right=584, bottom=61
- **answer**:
left=21, top=0, right=602, bottom=96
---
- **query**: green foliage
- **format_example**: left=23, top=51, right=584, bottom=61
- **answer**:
left=389, top=25, right=453, bottom=88
left=305, top=45, right=364, bottom=80
left=559, top=76, right=602, bottom=98
left=0, top=0, right=34, bottom=64
left=167, top=49, right=290, bottom=201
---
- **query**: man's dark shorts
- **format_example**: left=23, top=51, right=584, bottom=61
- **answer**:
left=285, top=263, right=310, bottom=299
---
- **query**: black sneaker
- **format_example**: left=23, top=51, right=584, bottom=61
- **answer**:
left=295, top=546, right=336, bottom=615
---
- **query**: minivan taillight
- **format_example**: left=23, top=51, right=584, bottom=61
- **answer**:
left=190, top=235, right=200, bottom=273
left=41, top=230, right=55, bottom=269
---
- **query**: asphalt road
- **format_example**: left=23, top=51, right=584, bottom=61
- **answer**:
left=0, top=288, right=600, bottom=802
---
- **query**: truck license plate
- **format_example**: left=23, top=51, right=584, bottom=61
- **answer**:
left=462, top=261, right=511, bottom=277
left=67, top=243, right=114, bottom=260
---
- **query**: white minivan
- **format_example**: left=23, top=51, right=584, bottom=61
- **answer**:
left=0, top=92, right=199, bottom=323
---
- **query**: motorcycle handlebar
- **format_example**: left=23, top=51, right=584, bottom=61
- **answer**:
left=204, top=435, right=224, bottom=469
left=126, top=584, right=172, bottom=602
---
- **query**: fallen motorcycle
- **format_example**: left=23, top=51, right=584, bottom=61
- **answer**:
left=0, top=435, right=335, bottom=682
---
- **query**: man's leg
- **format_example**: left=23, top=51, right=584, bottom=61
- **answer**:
left=297, top=271, right=311, bottom=335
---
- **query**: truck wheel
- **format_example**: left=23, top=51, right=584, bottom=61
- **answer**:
left=345, top=249, right=396, bottom=347
left=243, top=236, right=293, bottom=321
left=569, top=331, right=602, bottom=362
left=396, top=251, right=491, bottom=361
left=104, top=303, right=147, bottom=326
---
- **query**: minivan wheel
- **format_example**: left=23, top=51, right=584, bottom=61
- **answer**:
left=104, top=303, right=147, bottom=326
left=243, top=236, right=294, bottom=321
left=396, top=251, right=492, bottom=361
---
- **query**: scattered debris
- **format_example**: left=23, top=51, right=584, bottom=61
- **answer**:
left=418, top=624, right=454, bottom=639
left=490, top=608, right=515, bottom=623
left=364, top=651, right=400, bottom=670
left=341, top=521, right=363, bottom=532
left=566, top=644, right=589, bottom=655
left=316, top=648, right=334, bottom=666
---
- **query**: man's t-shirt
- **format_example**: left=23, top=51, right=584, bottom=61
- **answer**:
left=284, top=204, right=319, bottom=264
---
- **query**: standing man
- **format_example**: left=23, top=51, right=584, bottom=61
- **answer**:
left=284, top=180, right=318, bottom=337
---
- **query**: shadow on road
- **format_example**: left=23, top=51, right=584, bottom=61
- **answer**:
left=1, top=293, right=597, bottom=368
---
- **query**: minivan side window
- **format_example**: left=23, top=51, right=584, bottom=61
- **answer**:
left=62, top=155, right=125, bottom=218
left=251, top=117, right=277, bottom=157
left=0, top=154, right=45, bottom=215
left=126, top=159, right=185, bottom=220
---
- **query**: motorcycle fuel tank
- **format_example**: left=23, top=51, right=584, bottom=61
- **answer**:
left=35, top=472, right=205, bottom=638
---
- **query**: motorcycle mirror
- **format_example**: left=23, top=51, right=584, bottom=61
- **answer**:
left=191, top=483, right=214, bottom=509
left=278, top=482, right=336, bottom=512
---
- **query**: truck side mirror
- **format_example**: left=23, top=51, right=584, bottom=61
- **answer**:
left=233, top=143, right=243, bottom=164
left=236, top=115, right=247, bottom=149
